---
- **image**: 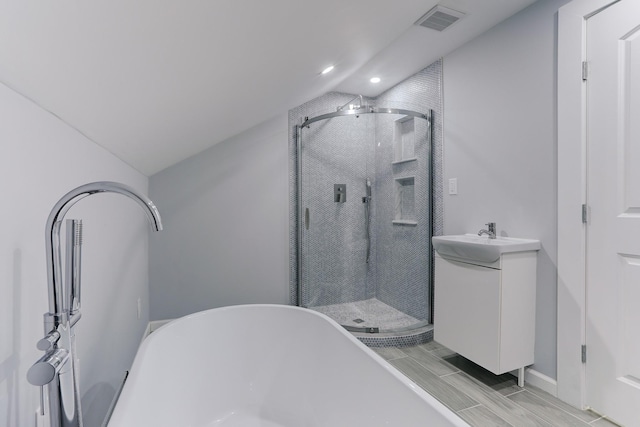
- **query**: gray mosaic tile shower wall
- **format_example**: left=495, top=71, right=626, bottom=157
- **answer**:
left=372, top=113, right=431, bottom=320
left=289, top=60, right=443, bottom=328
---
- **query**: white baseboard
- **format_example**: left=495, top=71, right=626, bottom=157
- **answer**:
left=524, top=368, right=558, bottom=396
left=139, top=319, right=175, bottom=348
left=146, top=319, right=174, bottom=336
left=142, top=322, right=151, bottom=340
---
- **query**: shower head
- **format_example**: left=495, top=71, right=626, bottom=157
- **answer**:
left=337, top=95, right=366, bottom=112
left=366, top=179, right=372, bottom=198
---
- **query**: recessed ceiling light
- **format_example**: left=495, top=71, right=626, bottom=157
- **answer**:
left=370, top=77, right=381, bottom=83
left=322, top=65, right=335, bottom=74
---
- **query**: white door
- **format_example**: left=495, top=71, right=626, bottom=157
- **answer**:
left=586, top=1, right=640, bottom=425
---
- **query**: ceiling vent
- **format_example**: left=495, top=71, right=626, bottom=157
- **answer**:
left=415, top=5, right=465, bottom=32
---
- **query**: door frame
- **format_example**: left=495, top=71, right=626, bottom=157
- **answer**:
left=557, top=0, right=620, bottom=409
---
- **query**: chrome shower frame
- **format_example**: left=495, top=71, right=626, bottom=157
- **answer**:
left=295, top=106, right=433, bottom=332
left=300, top=106, right=428, bottom=128
left=28, top=181, right=162, bottom=427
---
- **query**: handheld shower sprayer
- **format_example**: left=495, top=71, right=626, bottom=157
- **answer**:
left=364, top=178, right=372, bottom=264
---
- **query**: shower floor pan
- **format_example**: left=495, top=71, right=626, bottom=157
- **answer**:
left=310, top=298, right=420, bottom=331
left=310, top=298, right=432, bottom=348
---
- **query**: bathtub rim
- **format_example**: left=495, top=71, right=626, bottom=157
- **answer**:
left=118, top=304, right=470, bottom=427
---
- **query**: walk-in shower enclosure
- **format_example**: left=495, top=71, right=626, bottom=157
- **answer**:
left=289, top=61, right=443, bottom=343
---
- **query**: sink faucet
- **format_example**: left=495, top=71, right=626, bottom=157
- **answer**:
left=28, top=181, right=163, bottom=427
left=478, top=222, right=496, bottom=239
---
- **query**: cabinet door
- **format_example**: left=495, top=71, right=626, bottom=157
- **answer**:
left=434, top=256, right=501, bottom=373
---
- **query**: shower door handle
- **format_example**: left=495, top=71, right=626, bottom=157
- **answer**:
left=305, top=208, right=310, bottom=230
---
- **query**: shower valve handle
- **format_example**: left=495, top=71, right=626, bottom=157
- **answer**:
left=37, top=330, right=61, bottom=351
left=27, top=348, right=69, bottom=386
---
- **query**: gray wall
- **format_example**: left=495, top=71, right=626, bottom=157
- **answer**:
left=0, top=82, right=151, bottom=426
left=149, top=113, right=290, bottom=321
left=442, top=0, right=570, bottom=379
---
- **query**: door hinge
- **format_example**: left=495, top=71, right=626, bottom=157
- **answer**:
left=582, top=61, right=589, bottom=81
left=582, top=345, right=587, bottom=363
left=582, top=204, right=589, bottom=224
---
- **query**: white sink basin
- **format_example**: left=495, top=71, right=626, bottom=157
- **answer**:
left=432, top=234, right=540, bottom=263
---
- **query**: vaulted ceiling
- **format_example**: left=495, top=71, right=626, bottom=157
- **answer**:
left=0, top=0, right=538, bottom=175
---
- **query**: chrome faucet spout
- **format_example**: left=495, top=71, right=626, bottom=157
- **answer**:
left=478, top=222, right=497, bottom=239
left=45, top=181, right=162, bottom=315
left=34, top=181, right=163, bottom=427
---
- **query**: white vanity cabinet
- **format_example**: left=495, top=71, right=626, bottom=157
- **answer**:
left=434, top=249, right=538, bottom=382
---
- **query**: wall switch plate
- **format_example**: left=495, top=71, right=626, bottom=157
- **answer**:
left=448, top=178, right=458, bottom=195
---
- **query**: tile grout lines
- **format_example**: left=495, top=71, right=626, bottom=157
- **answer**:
left=375, top=342, right=605, bottom=427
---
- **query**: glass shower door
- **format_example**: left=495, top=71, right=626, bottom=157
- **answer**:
left=298, top=114, right=375, bottom=327
left=297, top=107, right=432, bottom=334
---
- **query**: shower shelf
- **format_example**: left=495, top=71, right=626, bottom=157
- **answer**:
left=393, top=116, right=416, bottom=162
left=392, top=157, right=417, bottom=165
left=394, top=176, right=416, bottom=224
left=392, top=220, right=417, bottom=226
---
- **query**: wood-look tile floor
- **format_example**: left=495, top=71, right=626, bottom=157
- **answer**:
left=373, top=341, right=622, bottom=427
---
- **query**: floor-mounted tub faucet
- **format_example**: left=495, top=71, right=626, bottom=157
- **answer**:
left=478, top=222, right=496, bottom=239
left=27, top=181, right=163, bottom=427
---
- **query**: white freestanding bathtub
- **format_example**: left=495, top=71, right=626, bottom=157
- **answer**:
left=108, top=304, right=469, bottom=427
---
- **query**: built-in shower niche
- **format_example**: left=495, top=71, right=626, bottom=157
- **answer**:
left=392, top=116, right=417, bottom=164
left=393, top=176, right=417, bottom=226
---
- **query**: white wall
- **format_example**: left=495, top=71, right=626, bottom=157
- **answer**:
left=148, top=113, right=290, bottom=321
left=0, top=82, right=152, bottom=426
left=442, top=0, right=570, bottom=380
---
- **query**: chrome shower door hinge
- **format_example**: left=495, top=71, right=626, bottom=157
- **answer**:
left=582, top=345, right=587, bottom=363
left=582, top=61, right=589, bottom=81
